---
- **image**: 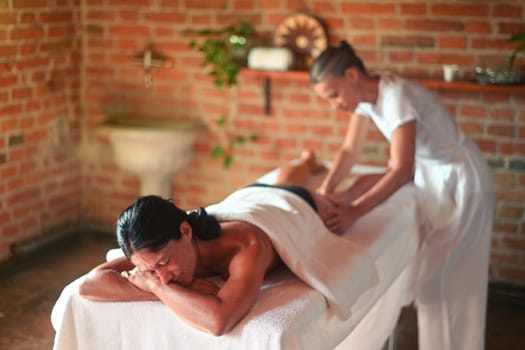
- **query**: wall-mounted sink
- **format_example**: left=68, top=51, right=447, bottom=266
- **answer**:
left=97, top=118, right=202, bottom=197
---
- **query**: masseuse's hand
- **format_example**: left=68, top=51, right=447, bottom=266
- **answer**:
left=121, top=268, right=160, bottom=293
left=324, top=204, right=361, bottom=235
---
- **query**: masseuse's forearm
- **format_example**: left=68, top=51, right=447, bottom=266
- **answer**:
left=352, top=166, right=412, bottom=215
left=322, top=148, right=357, bottom=193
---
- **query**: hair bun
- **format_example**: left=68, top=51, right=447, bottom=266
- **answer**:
left=187, top=207, right=221, bottom=240
left=339, top=40, right=356, bottom=55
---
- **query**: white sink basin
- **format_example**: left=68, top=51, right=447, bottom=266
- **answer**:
left=97, top=118, right=201, bottom=197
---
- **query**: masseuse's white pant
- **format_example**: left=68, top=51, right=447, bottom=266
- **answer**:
left=414, top=139, right=495, bottom=350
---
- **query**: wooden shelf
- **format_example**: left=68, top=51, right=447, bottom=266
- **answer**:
left=241, top=68, right=310, bottom=82
left=241, top=68, right=525, bottom=94
left=414, top=78, right=525, bottom=94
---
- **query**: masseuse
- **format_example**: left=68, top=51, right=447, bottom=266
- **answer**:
left=78, top=152, right=339, bottom=336
left=310, top=41, right=495, bottom=350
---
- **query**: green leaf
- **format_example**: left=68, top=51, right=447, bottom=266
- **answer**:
left=211, top=145, right=224, bottom=158
left=223, top=155, right=234, bottom=168
left=234, top=135, right=246, bottom=144
left=508, top=32, right=525, bottom=43
left=216, top=116, right=227, bottom=126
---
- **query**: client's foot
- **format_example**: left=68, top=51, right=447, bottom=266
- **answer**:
left=300, top=149, right=327, bottom=175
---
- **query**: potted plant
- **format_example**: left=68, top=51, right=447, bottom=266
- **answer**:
left=507, top=31, right=525, bottom=71
left=476, top=31, right=525, bottom=85
left=189, top=22, right=258, bottom=168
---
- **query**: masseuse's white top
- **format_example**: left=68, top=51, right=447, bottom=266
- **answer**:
left=355, top=73, right=495, bottom=350
left=354, top=73, right=493, bottom=233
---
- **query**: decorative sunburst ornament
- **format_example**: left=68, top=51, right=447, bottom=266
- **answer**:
left=274, top=13, right=328, bottom=70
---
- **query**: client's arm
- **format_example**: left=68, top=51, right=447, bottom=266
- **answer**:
left=78, top=256, right=158, bottom=301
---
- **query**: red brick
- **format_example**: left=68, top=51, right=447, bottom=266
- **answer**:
left=119, top=11, right=140, bottom=21
left=3, top=224, right=21, bottom=238
left=341, top=3, right=396, bottom=15
left=313, top=1, right=338, bottom=13
left=493, top=173, right=517, bottom=187
left=488, top=125, right=516, bottom=138
left=472, top=38, right=515, bottom=50
left=233, top=0, right=254, bottom=10
left=40, top=11, right=74, bottom=23
left=12, top=87, right=32, bottom=100
left=431, top=4, right=489, bottom=17
left=109, top=25, right=150, bottom=37
left=13, top=0, right=47, bottom=8
left=382, top=35, right=434, bottom=48
left=378, top=19, right=403, bottom=31
left=108, top=0, right=150, bottom=6
left=400, top=3, right=427, bottom=15
left=405, top=19, right=463, bottom=32
left=0, top=75, right=18, bottom=88
left=161, top=0, right=182, bottom=8
left=459, top=105, right=488, bottom=118
left=464, top=21, right=492, bottom=34
left=144, top=12, right=185, bottom=23
left=1, top=120, right=18, bottom=136
left=346, top=17, right=374, bottom=30
left=498, top=22, right=525, bottom=36
left=438, top=36, right=467, bottom=49
left=501, top=237, right=525, bottom=251
left=493, top=4, right=523, bottom=19
left=500, top=142, right=525, bottom=156
left=0, top=44, right=16, bottom=57
left=186, top=0, right=228, bottom=10
left=490, top=252, right=519, bottom=265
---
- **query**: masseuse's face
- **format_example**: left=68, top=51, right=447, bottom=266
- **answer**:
left=131, top=222, right=196, bottom=286
left=313, top=68, right=362, bottom=112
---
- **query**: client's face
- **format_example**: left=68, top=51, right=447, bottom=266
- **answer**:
left=131, top=234, right=196, bottom=287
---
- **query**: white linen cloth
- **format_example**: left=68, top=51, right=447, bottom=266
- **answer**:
left=355, top=73, right=495, bottom=350
left=205, top=185, right=378, bottom=319
left=51, top=165, right=419, bottom=350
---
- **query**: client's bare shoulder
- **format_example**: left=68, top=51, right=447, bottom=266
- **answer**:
left=218, top=221, right=281, bottom=272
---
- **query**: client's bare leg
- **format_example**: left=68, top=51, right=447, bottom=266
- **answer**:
left=275, top=150, right=328, bottom=190
left=274, top=150, right=338, bottom=232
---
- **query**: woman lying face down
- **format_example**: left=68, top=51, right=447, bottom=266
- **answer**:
left=78, top=151, right=348, bottom=336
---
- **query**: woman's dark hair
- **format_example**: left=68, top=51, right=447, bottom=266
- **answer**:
left=116, top=195, right=221, bottom=258
left=309, top=40, right=367, bottom=84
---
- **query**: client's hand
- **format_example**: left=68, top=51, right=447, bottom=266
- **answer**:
left=121, top=268, right=160, bottom=293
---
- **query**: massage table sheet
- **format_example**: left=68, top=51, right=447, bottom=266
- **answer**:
left=51, top=166, right=419, bottom=350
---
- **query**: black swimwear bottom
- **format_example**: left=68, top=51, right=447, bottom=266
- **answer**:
left=246, top=183, right=318, bottom=213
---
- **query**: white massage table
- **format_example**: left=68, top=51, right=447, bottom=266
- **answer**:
left=51, top=165, right=419, bottom=350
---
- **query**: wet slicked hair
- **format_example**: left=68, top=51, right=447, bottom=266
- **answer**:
left=309, top=40, right=367, bottom=84
left=116, top=195, right=221, bottom=258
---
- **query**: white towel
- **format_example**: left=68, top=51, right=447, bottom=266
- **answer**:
left=205, top=186, right=379, bottom=319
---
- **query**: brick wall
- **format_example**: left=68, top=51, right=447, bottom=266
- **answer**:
left=1, top=1, right=524, bottom=284
left=0, top=0, right=83, bottom=258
